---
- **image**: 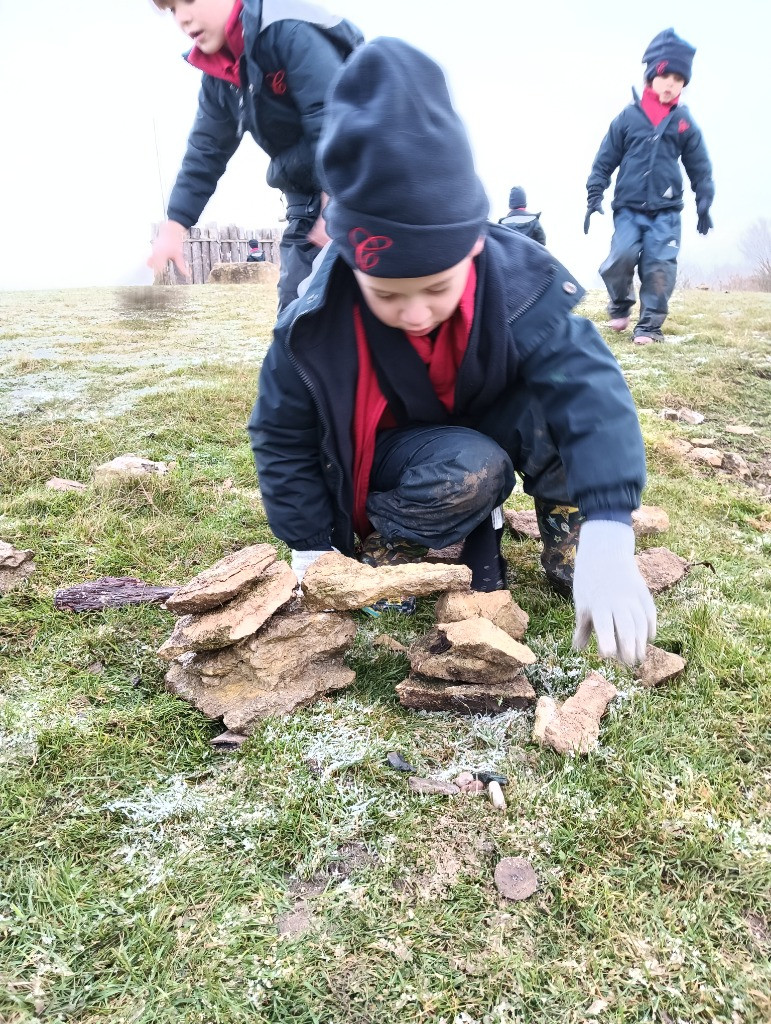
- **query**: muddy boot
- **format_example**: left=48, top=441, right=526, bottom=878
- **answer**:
left=358, top=532, right=428, bottom=616
left=533, top=500, right=584, bottom=598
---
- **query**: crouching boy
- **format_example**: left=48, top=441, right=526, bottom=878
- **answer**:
left=249, top=38, right=656, bottom=665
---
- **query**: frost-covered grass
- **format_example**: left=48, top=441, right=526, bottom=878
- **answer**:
left=0, top=285, right=770, bottom=1023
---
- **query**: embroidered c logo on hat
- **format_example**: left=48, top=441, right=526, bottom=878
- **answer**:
left=349, top=228, right=393, bottom=272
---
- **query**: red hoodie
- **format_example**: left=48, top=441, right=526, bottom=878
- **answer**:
left=640, top=85, right=677, bottom=127
left=351, top=264, right=477, bottom=537
left=186, top=0, right=245, bottom=86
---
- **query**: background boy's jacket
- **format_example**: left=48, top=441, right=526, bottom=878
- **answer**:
left=586, top=89, right=714, bottom=213
left=167, top=0, right=363, bottom=228
left=498, top=210, right=546, bottom=245
left=249, top=225, right=646, bottom=554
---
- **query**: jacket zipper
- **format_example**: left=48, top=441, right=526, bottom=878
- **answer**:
left=507, top=261, right=557, bottom=327
left=284, top=295, right=351, bottom=549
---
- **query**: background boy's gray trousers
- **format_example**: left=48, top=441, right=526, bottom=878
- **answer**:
left=366, top=389, right=572, bottom=549
left=278, top=193, right=323, bottom=311
left=600, top=207, right=681, bottom=338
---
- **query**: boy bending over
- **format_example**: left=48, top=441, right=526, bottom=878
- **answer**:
left=249, top=38, right=656, bottom=665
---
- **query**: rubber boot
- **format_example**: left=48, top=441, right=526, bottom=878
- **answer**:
left=533, top=500, right=584, bottom=598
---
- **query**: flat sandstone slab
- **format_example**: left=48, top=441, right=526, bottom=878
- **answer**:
left=158, top=561, right=296, bottom=659
left=532, top=671, right=618, bottom=755
left=409, top=617, right=536, bottom=684
left=635, top=547, right=689, bottom=594
left=165, top=543, right=278, bottom=613
left=434, top=590, right=529, bottom=640
left=635, top=644, right=686, bottom=687
left=0, top=540, right=35, bottom=594
left=301, top=552, right=471, bottom=611
left=396, top=673, right=536, bottom=715
left=165, top=606, right=357, bottom=733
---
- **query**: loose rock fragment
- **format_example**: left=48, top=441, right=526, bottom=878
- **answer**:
left=473, top=770, right=508, bottom=786
left=425, top=542, right=464, bottom=562
left=635, top=645, right=686, bottom=687
left=386, top=752, right=415, bottom=773
left=660, top=408, right=680, bottom=421
left=722, top=452, right=752, bottom=478
left=165, top=544, right=278, bottom=613
left=462, top=780, right=486, bottom=795
left=210, top=730, right=247, bottom=751
left=408, top=777, right=460, bottom=796
left=410, top=618, right=536, bottom=684
left=725, top=424, right=755, bottom=436
left=635, top=547, right=689, bottom=594
left=93, top=455, right=169, bottom=482
left=396, top=674, right=536, bottom=714
left=677, top=408, right=705, bottom=425
left=374, top=634, right=408, bottom=654
left=503, top=509, right=542, bottom=541
left=494, top=857, right=538, bottom=901
left=157, top=562, right=296, bottom=659
left=631, top=505, right=670, bottom=537
left=54, top=576, right=176, bottom=611
left=301, top=552, right=471, bottom=611
left=0, top=541, right=35, bottom=594
left=487, top=781, right=507, bottom=811
left=434, top=590, right=529, bottom=640
left=531, top=696, right=558, bottom=744
left=666, top=437, right=693, bottom=456
left=45, top=477, right=87, bottom=492
left=686, top=447, right=723, bottom=468
left=533, top=671, right=618, bottom=755
left=164, top=607, right=356, bottom=733
left=451, top=772, right=474, bottom=790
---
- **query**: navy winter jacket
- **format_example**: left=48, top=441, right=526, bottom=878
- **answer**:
left=499, top=210, right=546, bottom=245
left=167, top=0, right=363, bottom=228
left=586, top=89, right=714, bottom=214
left=248, top=225, right=646, bottom=554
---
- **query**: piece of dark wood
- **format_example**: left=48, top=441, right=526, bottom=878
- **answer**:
left=54, top=577, right=178, bottom=612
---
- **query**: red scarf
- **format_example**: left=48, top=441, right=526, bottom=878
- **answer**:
left=640, top=85, right=677, bottom=126
left=186, top=0, right=245, bottom=87
left=351, top=264, right=477, bottom=537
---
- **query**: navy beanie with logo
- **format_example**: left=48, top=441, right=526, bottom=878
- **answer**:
left=508, top=186, right=527, bottom=209
left=318, top=37, right=489, bottom=278
left=643, top=28, right=696, bottom=84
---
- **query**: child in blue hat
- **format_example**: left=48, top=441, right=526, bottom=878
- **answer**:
left=585, top=28, right=714, bottom=344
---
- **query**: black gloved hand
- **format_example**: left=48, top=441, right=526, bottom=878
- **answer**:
left=697, top=198, right=713, bottom=235
left=584, top=195, right=604, bottom=234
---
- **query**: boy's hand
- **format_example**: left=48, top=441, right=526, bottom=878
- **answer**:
left=583, top=197, right=604, bottom=234
left=571, top=520, right=656, bottom=666
left=696, top=199, right=713, bottom=235
left=307, top=191, right=330, bottom=249
left=147, top=220, right=190, bottom=278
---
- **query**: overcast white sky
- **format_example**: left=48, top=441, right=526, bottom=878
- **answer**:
left=0, top=0, right=769, bottom=291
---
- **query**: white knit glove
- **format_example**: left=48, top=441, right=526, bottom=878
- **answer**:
left=290, top=549, right=333, bottom=584
left=572, top=520, right=657, bottom=666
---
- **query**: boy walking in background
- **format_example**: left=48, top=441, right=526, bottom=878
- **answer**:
left=499, top=187, right=546, bottom=245
left=146, top=0, right=362, bottom=308
left=584, top=28, right=714, bottom=345
left=249, top=38, right=656, bottom=666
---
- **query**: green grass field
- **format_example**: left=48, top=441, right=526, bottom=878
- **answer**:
left=1, top=284, right=769, bottom=1024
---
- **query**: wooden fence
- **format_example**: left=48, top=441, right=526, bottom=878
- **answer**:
left=151, top=222, right=282, bottom=285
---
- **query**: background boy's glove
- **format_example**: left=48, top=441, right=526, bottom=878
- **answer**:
left=696, top=198, right=713, bottom=235
left=572, top=520, right=656, bottom=666
left=583, top=195, right=605, bottom=234
left=290, top=549, right=332, bottom=584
